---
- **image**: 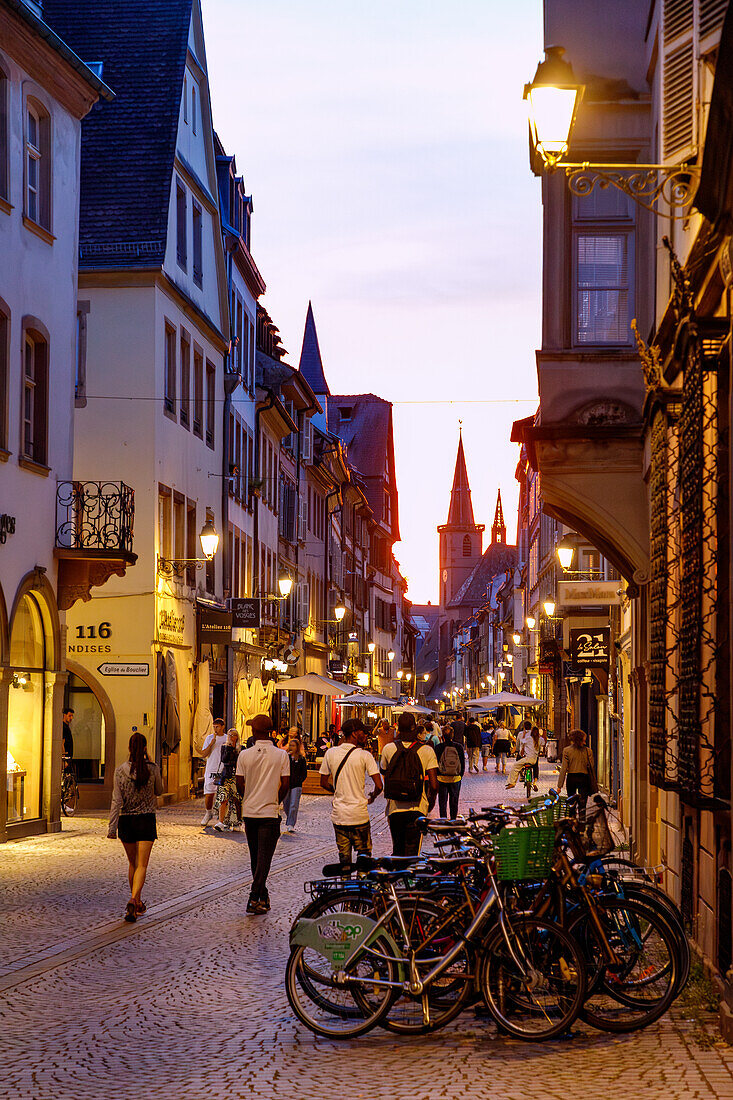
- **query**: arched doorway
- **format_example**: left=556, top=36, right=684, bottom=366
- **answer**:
left=7, top=592, right=48, bottom=823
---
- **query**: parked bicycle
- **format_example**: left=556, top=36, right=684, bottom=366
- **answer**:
left=61, top=755, right=79, bottom=816
left=284, top=790, right=688, bottom=1041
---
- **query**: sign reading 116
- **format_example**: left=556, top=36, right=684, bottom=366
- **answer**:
left=76, top=622, right=112, bottom=639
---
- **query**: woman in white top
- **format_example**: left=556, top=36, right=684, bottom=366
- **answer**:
left=505, top=723, right=540, bottom=789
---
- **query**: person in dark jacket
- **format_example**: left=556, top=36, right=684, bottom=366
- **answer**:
left=465, top=718, right=482, bottom=772
left=213, top=728, right=242, bottom=832
left=283, top=732, right=308, bottom=832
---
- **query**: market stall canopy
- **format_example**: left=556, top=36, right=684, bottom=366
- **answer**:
left=274, top=674, right=357, bottom=697
left=392, top=703, right=434, bottom=715
left=465, top=692, right=543, bottom=709
left=335, top=692, right=398, bottom=706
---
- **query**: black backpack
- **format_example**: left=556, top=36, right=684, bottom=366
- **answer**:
left=383, top=741, right=424, bottom=802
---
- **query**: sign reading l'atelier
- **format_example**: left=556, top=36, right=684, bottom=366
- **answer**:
left=570, top=627, right=611, bottom=669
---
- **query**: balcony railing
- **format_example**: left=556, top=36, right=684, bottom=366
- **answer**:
left=56, top=481, right=135, bottom=554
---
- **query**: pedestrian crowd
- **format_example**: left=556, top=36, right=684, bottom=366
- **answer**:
left=107, top=705, right=591, bottom=923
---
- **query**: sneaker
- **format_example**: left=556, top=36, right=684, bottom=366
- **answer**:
left=214, top=821, right=229, bottom=832
left=286, top=826, right=295, bottom=833
left=200, top=810, right=213, bottom=827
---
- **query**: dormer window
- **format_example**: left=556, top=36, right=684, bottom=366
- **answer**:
left=339, top=406, right=353, bottom=423
left=191, top=83, right=197, bottom=134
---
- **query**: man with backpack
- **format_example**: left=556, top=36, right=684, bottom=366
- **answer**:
left=319, top=718, right=383, bottom=871
left=380, top=712, right=438, bottom=857
left=435, top=724, right=465, bottom=818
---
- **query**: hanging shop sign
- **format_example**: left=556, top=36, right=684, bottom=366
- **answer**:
left=570, top=627, right=611, bottom=669
left=198, top=605, right=232, bottom=645
left=230, top=597, right=261, bottom=629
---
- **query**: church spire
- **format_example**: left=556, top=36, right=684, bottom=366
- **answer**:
left=446, top=431, right=477, bottom=528
left=298, top=301, right=330, bottom=395
left=492, top=489, right=506, bottom=544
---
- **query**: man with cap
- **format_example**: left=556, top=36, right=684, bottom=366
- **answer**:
left=235, top=714, right=290, bottom=913
left=320, top=718, right=383, bottom=871
left=200, top=718, right=227, bottom=827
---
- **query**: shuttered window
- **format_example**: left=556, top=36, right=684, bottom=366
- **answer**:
left=663, top=40, right=695, bottom=159
left=664, top=0, right=693, bottom=43
left=699, top=0, right=728, bottom=40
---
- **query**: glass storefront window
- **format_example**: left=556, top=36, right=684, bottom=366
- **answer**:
left=65, top=673, right=105, bottom=782
left=8, top=594, right=45, bottom=822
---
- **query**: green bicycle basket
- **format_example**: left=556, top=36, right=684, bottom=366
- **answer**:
left=494, top=824, right=555, bottom=881
left=522, top=796, right=571, bottom=826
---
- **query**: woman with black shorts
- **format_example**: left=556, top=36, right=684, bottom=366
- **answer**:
left=108, top=730, right=163, bottom=922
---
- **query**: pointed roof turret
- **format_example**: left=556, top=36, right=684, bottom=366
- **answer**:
left=298, top=301, right=330, bottom=396
left=492, top=489, right=506, bottom=544
left=445, top=432, right=477, bottom=528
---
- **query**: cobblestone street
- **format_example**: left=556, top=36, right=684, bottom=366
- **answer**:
left=2, top=764, right=732, bottom=1100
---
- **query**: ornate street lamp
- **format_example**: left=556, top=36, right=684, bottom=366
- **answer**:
left=556, top=539, right=575, bottom=571
left=525, top=46, right=700, bottom=215
left=158, top=520, right=220, bottom=577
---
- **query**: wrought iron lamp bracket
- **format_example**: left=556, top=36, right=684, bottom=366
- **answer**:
left=157, top=555, right=207, bottom=578
left=559, top=162, right=700, bottom=217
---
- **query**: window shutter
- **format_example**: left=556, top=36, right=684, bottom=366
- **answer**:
left=662, top=0, right=696, bottom=162
left=699, top=0, right=727, bottom=41
left=298, top=498, right=307, bottom=542
left=301, top=417, right=313, bottom=464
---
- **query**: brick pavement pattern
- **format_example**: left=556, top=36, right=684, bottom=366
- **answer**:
left=1, top=762, right=732, bottom=1100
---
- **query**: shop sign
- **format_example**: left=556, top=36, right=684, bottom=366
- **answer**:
left=158, top=609, right=186, bottom=645
left=558, top=580, right=621, bottom=608
left=0, top=513, right=16, bottom=543
left=98, top=662, right=150, bottom=677
left=198, top=606, right=232, bottom=644
left=570, top=627, right=611, bottom=669
left=230, top=597, right=261, bottom=629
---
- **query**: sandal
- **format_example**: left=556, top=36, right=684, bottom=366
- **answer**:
left=135, top=900, right=147, bottom=915
left=124, top=901, right=137, bottom=923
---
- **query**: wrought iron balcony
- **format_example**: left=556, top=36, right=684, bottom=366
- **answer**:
left=56, top=481, right=134, bottom=552
left=55, top=481, right=137, bottom=609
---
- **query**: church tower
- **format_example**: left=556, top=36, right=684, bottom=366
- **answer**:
left=491, top=489, right=506, bottom=544
left=437, top=433, right=484, bottom=608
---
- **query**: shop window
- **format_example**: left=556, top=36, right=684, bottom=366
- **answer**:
left=64, top=673, right=105, bottom=783
left=8, top=594, right=46, bottom=822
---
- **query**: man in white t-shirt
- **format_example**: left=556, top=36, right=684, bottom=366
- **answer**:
left=380, top=712, right=438, bottom=857
left=200, top=718, right=226, bottom=826
left=320, top=718, right=383, bottom=871
left=235, top=713, right=290, bottom=914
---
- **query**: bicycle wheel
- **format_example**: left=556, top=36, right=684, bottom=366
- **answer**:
left=479, top=916, right=586, bottom=1041
left=291, top=890, right=377, bottom=1019
left=61, top=776, right=79, bottom=816
left=374, top=897, right=474, bottom=1035
left=285, top=933, right=398, bottom=1039
left=570, top=896, right=680, bottom=1033
left=613, top=883, right=690, bottom=993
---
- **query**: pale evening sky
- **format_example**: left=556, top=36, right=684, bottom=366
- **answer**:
left=204, top=0, right=543, bottom=603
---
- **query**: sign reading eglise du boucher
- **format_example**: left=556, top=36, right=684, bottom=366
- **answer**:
left=97, top=662, right=150, bottom=676
left=569, top=627, right=611, bottom=670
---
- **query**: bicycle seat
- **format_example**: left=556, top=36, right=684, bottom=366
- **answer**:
left=426, top=855, right=477, bottom=871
